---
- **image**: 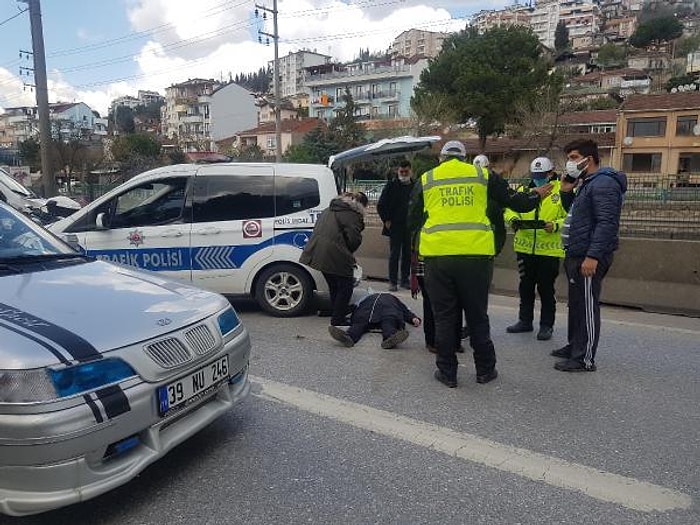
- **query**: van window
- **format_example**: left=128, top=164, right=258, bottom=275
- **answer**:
left=192, top=175, right=319, bottom=222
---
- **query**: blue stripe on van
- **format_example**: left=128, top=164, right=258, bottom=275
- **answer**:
left=87, top=231, right=312, bottom=272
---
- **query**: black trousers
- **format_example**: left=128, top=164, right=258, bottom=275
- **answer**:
left=564, top=254, right=613, bottom=367
left=388, top=226, right=411, bottom=285
left=347, top=317, right=404, bottom=343
left=323, top=272, right=354, bottom=326
left=516, top=253, right=561, bottom=328
left=418, top=275, right=461, bottom=349
left=425, top=256, right=496, bottom=380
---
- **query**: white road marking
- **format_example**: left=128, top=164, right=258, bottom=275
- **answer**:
left=251, top=375, right=692, bottom=513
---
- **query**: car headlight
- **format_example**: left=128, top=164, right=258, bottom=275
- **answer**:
left=0, top=359, right=138, bottom=403
left=49, top=359, right=136, bottom=398
left=217, top=307, right=240, bottom=336
left=0, top=369, right=56, bottom=403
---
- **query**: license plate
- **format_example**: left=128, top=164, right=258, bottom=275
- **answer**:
left=157, top=356, right=229, bottom=416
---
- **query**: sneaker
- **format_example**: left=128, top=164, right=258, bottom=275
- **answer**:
left=426, top=345, right=438, bottom=354
left=476, top=369, right=498, bottom=384
left=537, top=326, right=553, bottom=341
left=381, top=329, right=409, bottom=349
left=388, top=283, right=399, bottom=292
left=506, top=321, right=533, bottom=333
left=550, top=345, right=571, bottom=358
left=328, top=325, right=354, bottom=347
left=434, top=369, right=457, bottom=388
left=554, top=360, right=596, bottom=372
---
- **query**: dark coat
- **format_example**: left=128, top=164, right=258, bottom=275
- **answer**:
left=563, top=167, right=627, bottom=259
left=299, top=196, right=365, bottom=277
left=351, top=293, right=416, bottom=326
left=377, top=178, right=414, bottom=236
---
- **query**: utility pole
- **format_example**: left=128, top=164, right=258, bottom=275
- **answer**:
left=256, top=1, right=281, bottom=163
left=20, top=0, right=54, bottom=196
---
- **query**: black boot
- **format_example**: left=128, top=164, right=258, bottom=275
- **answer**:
left=506, top=321, right=533, bottom=333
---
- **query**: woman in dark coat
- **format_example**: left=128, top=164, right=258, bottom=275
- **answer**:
left=300, top=192, right=367, bottom=327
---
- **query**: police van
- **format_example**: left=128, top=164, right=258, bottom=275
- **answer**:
left=49, top=162, right=338, bottom=317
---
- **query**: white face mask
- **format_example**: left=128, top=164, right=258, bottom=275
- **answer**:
left=565, top=158, right=588, bottom=179
left=398, top=174, right=411, bottom=184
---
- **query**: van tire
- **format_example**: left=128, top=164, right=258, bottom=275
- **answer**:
left=254, top=263, right=313, bottom=317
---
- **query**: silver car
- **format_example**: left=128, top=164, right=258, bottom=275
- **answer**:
left=0, top=201, right=251, bottom=516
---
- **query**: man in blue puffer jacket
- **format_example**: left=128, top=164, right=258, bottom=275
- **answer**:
left=551, top=139, right=627, bottom=372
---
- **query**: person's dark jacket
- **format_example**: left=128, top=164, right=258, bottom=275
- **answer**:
left=377, top=178, right=414, bottom=236
left=299, top=195, right=365, bottom=277
left=351, top=293, right=417, bottom=326
left=562, top=167, right=627, bottom=259
left=407, top=162, right=541, bottom=252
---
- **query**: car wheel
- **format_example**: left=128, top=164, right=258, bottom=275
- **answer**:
left=254, top=263, right=313, bottom=317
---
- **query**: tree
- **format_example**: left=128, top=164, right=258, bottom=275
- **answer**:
left=19, top=137, right=41, bottom=171
left=597, top=43, right=627, bottom=69
left=410, top=91, right=459, bottom=134
left=629, top=16, right=683, bottom=48
left=112, top=105, right=136, bottom=134
left=110, top=133, right=162, bottom=176
left=554, top=21, right=570, bottom=53
left=327, top=88, right=365, bottom=150
left=675, top=34, right=700, bottom=58
left=413, top=26, right=559, bottom=149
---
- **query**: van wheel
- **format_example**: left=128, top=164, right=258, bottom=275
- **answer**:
left=254, top=264, right=313, bottom=317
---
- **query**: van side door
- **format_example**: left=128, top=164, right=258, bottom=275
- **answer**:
left=190, top=164, right=276, bottom=294
left=64, top=176, right=193, bottom=281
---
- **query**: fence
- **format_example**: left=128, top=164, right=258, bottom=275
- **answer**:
left=348, top=174, right=700, bottom=241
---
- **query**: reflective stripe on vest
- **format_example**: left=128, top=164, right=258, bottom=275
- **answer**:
left=419, top=159, right=495, bottom=256
left=509, top=180, right=566, bottom=257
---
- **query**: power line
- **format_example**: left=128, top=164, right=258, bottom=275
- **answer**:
left=0, top=7, right=27, bottom=27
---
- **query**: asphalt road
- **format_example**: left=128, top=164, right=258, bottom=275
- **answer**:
left=3, top=289, right=699, bottom=525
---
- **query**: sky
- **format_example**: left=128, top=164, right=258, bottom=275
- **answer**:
left=0, top=0, right=514, bottom=117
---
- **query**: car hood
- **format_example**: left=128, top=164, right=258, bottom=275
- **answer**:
left=0, top=260, right=229, bottom=369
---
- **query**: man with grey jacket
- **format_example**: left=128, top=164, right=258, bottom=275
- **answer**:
left=300, top=192, right=368, bottom=328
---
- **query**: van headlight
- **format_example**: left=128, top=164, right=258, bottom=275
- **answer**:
left=217, top=307, right=240, bottom=336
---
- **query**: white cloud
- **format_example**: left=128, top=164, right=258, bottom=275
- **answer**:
left=1, top=0, right=509, bottom=116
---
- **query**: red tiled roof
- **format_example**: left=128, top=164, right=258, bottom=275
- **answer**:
left=558, top=110, right=618, bottom=125
left=621, top=92, right=700, bottom=112
left=238, top=118, right=324, bottom=136
left=573, top=68, right=648, bottom=83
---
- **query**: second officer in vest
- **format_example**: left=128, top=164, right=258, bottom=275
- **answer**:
left=504, top=156, right=567, bottom=341
left=408, top=141, right=552, bottom=388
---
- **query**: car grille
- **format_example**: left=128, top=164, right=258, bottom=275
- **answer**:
left=185, top=324, right=217, bottom=355
left=144, top=338, right=192, bottom=368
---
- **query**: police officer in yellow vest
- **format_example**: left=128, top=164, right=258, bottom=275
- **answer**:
left=408, top=141, right=552, bottom=388
left=503, top=156, right=567, bottom=342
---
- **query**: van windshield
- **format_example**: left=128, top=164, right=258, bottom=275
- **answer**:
left=0, top=170, right=33, bottom=197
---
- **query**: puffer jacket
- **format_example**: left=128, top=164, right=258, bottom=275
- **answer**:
left=562, top=167, right=627, bottom=259
left=299, top=195, right=365, bottom=277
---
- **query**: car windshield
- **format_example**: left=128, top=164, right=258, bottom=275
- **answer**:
left=0, top=203, right=74, bottom=260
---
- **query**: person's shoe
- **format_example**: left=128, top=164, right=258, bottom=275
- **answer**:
left=537, top=326, right=553, bottom=341
left=434, top=369, right=457, bottom=388
left=317, top=309, right=332, bottom=317
left=328, top=325, right=354, bottom=347
left=506, top=321, right=533, bottom=333
left=381, top=329, right=409, bottom=349
left=550, top=345, right=571, bottom=358
left=476, top=369, right=498, bottom=384
left=388, top=283, right=398, bottom=292
left=455, top=345, right=465, bottom=353
left=554, top=360, right=596, bottom=372
left=426, top=345, right=438, bottom=354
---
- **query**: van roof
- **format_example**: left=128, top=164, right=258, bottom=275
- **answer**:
left=129, top=162, right=332, bottom=184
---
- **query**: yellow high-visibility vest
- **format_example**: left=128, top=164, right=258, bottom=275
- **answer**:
left=504, top=179, right=567, bottom=257
left=419, top=158, right=494, bottom=256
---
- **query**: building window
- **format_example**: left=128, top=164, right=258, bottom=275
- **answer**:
left=622, top=153, right=662, bottom=173
left=336, top=87, right=343, bottom=99
left=626, top=117, right=667, bottom=137
left=388, top=105, right=398, bottom=118
left=676, top=115, right=698, bottom=136
left=678, top=153, right=700, bottom=173
left=267, top=136, right=276, bottom=150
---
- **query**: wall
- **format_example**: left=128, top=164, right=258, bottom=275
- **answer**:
left=356, top=226, right=700, bottom=317
left=210, top=83, right=258, bottom=142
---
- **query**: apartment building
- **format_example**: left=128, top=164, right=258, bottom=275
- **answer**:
left=471, top=6, right=531, bottom=33
left=162, top=78, right=221, bottom=151
left=390, top=29, right=448, bottom=59
left=304, top=55, right=428, bottom=122
left=529, top=0, right=600, bottom=50
left=269, top=50, right=331, bottom=99
left=616, top=92, right=700, bottom=175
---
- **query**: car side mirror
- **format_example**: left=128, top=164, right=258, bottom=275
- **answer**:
left=96, top=212, right=109, bottom=230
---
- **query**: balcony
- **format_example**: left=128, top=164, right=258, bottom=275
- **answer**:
left=305, top=65, right=413, bottom=86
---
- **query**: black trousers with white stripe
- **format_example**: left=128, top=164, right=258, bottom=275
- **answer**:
left=564, top=253, right=613, bottom=367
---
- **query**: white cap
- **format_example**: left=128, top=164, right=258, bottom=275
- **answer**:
left=440, top=140, right=466, bottom=159
left=530, top=156, right=553, bottom=174
left=473, top=154, right=489, bottom=168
